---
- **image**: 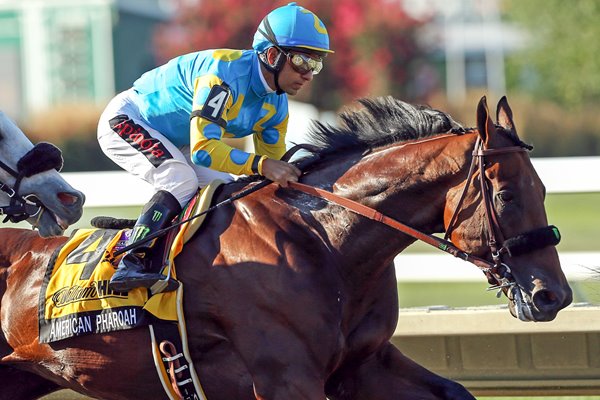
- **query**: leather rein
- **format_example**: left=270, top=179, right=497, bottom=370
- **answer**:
left=288, top=136, right=559, bottom=316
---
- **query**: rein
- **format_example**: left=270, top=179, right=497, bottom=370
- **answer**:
left=288, top=181, right=494, bottom=271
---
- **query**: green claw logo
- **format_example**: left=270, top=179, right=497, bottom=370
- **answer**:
left=152, top=211, right=163, bottom=222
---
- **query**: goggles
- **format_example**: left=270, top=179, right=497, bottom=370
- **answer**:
left=286, top=52, right=323, bottom=75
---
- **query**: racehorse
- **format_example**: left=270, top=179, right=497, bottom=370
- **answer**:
left=0, top=111, right=85, bottom=237
left=0, top=96, right=571, bottom=400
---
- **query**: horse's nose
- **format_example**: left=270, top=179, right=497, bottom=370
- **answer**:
left=532, top=287, right=572, bottom=314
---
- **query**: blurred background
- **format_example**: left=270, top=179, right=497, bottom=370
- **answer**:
left=1, top=0, right=600, bottom=162
left=0, top=1, right=598, bottom=398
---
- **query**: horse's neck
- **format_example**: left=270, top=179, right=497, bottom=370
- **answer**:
left=305, top=133, right=475, bottom=280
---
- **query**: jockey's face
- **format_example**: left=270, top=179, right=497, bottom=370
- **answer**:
left=264, top=47, right=320, bottom=96
left=278, top=53, right=316, bottom=96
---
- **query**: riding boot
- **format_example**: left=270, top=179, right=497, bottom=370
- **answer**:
left=109, top=190, right=182, bottom=293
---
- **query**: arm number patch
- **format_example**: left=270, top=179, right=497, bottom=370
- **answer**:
left=200, top=84, right=230, bottom=122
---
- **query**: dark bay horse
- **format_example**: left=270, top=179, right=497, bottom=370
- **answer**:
left=0, top=111, right=85, bottom=236
left=0, top=96, right=571, bottom=399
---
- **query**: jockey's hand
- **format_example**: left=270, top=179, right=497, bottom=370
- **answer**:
left=261, top=158, right=301, bottom=187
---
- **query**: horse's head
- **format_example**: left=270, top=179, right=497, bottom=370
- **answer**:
left=445, top=96, right=572, bottom=321
left=0, top=111, right=85, bottom=237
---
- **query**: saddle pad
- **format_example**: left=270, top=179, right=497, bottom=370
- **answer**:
left=38, top=179, right=225, bottom=344
left=38, top=228, right=178, bottom=343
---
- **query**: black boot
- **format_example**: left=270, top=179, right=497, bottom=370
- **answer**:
left=109, top=190, right=182, bottom=293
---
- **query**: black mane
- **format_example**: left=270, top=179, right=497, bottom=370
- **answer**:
left=305, top=96, right=464, bottom=155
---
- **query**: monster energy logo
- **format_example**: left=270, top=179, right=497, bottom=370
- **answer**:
left=131, top=225, right=151, bottom=241
left=152, top=210, right=163, bottom=222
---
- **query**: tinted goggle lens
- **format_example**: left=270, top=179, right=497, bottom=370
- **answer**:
left=288, top=53, right=323, bottom=75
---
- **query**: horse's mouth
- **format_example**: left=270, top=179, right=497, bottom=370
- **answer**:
left=55, top=214, right=69, bottom=230
left=507, top=285, right=536, bottom=322
left=26, top=197, right=69, bottom=231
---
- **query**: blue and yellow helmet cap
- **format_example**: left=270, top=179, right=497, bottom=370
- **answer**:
left=253, top=2, right=334, bottom=55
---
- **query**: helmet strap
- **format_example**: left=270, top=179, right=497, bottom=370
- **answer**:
left=259, top=49, right=286, bottom=95
left=273, top=72, right=284, bottom=95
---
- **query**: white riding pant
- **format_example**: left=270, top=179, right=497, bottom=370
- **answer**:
left=97, top=89, right=233, bottom=207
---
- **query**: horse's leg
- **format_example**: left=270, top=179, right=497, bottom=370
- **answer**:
left=326, top=343, right=475, bottom=400
left=0, top=365, right=60, bottom=400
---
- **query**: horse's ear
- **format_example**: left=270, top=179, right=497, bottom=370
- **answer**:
left=476, top=95, right=494, bottom=144
left=496, top=96, right=517, bottom=134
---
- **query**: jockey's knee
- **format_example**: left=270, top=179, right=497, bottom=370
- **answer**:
left=167, top=178, right=199, bottom=207
left=152, top=164, right=199, bottom=207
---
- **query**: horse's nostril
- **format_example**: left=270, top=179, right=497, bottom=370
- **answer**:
left=532, top=289, right=561, bottom=312
left=58, top=192, right=79, bottom=206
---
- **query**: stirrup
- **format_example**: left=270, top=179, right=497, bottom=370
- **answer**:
left=150, top=260, right=179, bottom=295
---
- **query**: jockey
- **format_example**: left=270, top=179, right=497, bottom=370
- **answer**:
left=97, top=2, right=333, bottom=292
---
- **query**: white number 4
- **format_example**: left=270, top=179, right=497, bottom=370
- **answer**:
left=207, top=90, right=228, bottom=118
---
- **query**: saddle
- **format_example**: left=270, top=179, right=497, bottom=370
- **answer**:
left=39, top=180, right=224, bottom=400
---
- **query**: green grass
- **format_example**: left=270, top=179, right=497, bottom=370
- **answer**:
left=545, top=192, right=600, bottom=252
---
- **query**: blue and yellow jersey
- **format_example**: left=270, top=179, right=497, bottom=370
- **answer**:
left=131, top=49, right=288, bottom=176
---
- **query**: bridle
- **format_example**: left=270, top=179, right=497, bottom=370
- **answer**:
left=288, top=133, right=561, bottom=321
left=443, top=136, right=559, bottom=320
left=0, top=142, right=63, bottom=225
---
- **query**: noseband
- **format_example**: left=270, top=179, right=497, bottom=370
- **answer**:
left=0, top=142, right=63, bottom=223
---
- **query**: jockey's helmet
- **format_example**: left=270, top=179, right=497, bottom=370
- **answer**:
left=252, top=2, right=334, bottom=57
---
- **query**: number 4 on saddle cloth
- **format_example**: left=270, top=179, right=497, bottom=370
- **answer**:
left=38, top=180, right=225, bottom=400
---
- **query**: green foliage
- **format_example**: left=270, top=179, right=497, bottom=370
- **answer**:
left=504, top=0, right=600, bottom=109
left=153, top=0, right=436, bottom=110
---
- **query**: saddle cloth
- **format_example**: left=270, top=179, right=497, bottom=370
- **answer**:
left=38, top=179, right=224, bottom=343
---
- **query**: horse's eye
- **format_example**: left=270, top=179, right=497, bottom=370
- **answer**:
left=496, top=190, right=514, bottom=204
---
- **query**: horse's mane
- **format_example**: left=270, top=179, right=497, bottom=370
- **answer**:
left=305, top=96, right=465, bottom=156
